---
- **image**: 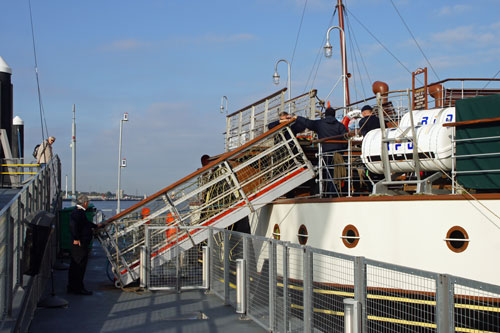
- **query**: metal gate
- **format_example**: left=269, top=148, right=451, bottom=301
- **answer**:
left=142, top=226, right=208, bottom=291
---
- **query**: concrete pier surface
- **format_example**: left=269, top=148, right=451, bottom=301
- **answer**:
left=30, top=243, right=265, bottom=332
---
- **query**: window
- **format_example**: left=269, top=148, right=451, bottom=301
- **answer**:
left=445, top=226, right=469, bottom=253
left=341, top=225, right=360, bottom=248
left=298, top=225, right=308, bottom=245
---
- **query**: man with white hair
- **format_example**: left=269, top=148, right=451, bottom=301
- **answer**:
left=36, top=136, right=56, bottom=166
left=67, top=194, right=96, bottom=295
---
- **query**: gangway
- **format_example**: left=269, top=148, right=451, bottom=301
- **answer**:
left=97, top=121, right=315, bottom=286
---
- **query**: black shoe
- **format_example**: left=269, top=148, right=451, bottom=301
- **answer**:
left=67, top=286, right=78, bottom=294
left=77, top=288, right=93, bottom=295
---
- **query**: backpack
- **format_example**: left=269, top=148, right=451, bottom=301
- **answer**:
left=32, top=144, right=41, bottom=159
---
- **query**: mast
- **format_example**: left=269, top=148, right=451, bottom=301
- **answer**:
left=337, top=0, right=350, bottom=106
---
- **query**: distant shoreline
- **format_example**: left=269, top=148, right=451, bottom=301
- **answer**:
left=62, top=198, right=142, bottom=201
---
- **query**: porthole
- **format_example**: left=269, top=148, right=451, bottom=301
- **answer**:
left=298, top=224, right=308, bottom=245
left=273, top=224, right=281, bottom=240
left=445, top=226, right=469, bottom=253
left=341, top=225, right=360, bottom=248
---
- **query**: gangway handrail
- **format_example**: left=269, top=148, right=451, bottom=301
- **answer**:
left=226, top=88, right=287, bottom=117
left=103, top=119, right=297, bottom=225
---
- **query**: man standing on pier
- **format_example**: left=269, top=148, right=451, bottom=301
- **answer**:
left=67, top=194, right=96, bottom=295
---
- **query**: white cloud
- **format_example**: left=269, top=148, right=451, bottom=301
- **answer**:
left=437, top=4, right=470, bottom=16
left=201, top=33, right=256, bottom=44
left=431, top=25, right=496, bottom=46
left=103, top=39, right=151, bottom=51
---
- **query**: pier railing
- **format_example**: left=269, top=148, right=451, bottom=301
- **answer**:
left=137, top=226, right=500, bottom=333
left=0, top=155, right=61, bottom=326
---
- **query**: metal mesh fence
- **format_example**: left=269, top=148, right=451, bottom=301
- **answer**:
left=145, top=226, right=205, bottom=290
left=287, top=244, right=305, bottom=332
left=226, top=230, right=244, bottom=308
left=365, top=260, right=438, bottom=332
left=210, top=229, right=225, bottom=300
left=247, top=236, right=271, bottom=330
left=312, top=250, right=355, bottom=332
left=452, top=276, right=500, bottom=333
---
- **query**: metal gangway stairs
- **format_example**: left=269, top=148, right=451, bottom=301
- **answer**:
left=98, top=121, right=315, bottom=286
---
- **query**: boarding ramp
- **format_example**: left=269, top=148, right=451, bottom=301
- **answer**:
left=97, top=121, right=315, bottom=286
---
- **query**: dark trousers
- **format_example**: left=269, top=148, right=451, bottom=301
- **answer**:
left=68, top=243, right=89, bottom=291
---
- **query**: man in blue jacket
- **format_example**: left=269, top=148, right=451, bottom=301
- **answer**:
left=67, top=194, right=97, bottom=295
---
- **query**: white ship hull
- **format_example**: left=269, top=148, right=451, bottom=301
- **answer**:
left=253, top=194, right=500, bottom=286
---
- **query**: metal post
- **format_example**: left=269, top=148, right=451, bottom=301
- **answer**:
left=376, top=93, right=392, bottom=183
left=71, top=104, right=76, bottom=205
left=223, top=231, right=230, bottom=305
left=116, top=112, right=128, bottom=214
left=140, top=246, right=147, bottom=288
left=303, top=246, right=313, bottom=333
left=250, top=106, right=255, bottom=140
left=343, top=299, right=360, bottom=333
left=283, top=243, right=289, bottom=333
left=269, top=240, right=277, bottom=330
left=436, top=274, right=454, bottom=333
left=225, top=116, right=231, bottom=152
left=236, top=259, right=246, bottom=314
left=202, top=246, right=210, bottom=290
left=354, top=257, right=367, bottom=331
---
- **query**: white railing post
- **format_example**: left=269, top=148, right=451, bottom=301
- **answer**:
left=139, top=246, right=148, bottom=288
left=202, top=246, right=210, bottom=290
left=236, top=259, right=246, bottom=314
left=343, top=299, right=361, bottom=333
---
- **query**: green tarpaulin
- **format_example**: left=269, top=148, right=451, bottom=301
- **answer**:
left=455, top=94, right=500, bottom=189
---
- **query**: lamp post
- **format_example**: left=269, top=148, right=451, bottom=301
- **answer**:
left=273, top=59, right=291, bottom=110
left=324, top=26, right=348, bottom=110
left=116, top=112, right=128, bottom=214
left=220, top=96, right=228, bottom=114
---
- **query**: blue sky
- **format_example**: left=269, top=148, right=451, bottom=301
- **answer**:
left=1, top=0, right=499, bottom=195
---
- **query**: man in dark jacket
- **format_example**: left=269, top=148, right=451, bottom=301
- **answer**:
left=267, top=111, right=306, bottom=136
left=67, top=194, right=96, bottom=295
left=295, top=107, right=348, bottom=195
left=358, top=105, right=381, bottom=136
left=295, top=107, right=347, bottom=151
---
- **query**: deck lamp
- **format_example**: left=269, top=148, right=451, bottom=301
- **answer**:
left=324, top=40, right=333, bottom=58
left=324, top=25, right=347, bottom=109
left=273, top=71, right=280, bottom=85
left=273, top=59, right=291, bottom=109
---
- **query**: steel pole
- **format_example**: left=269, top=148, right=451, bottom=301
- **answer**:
left=117, top=119, right=123, bottom=214
left=71, top=104, right=76, bottom=205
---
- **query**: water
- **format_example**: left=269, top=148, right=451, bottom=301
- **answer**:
left=63, top=200, right=142, bottom=220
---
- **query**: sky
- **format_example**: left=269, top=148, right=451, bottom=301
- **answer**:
left=1, top=0, right=499, bottom=196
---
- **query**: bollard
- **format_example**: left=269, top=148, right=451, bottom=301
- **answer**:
left=343, top=298, right=360, bottom=333
left=236, top=258, right=246, bottom=314
left=202, top=246, right=210, bottom=289
left=139, top=246, right=147, bottom=288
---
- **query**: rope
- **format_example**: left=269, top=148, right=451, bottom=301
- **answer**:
left=482, top=69, right=500, bottom=89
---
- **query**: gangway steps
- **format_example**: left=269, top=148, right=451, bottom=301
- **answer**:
left=98, top=122, right=315, bottom=286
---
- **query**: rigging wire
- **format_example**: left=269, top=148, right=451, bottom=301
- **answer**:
left=290, top=0, right=308, bottom=67
left=345, top=12, right=371, bottom=98
left=302, top=8, right=337, bottom=94
left=344, top=11, right=368, bottom=102
left=482, top=69, right=500, bottom=89
left=389, top=0, right=440, bottom=82
left=345, top=7, right=423, bottom=86
left=28, top=0, right=49, bottom=143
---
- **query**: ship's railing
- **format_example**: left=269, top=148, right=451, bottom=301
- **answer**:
left=138, top=226, right=500, bottom=333
left=0, top=158, right=40, bottom=188
left=425, top=78, right=500, bottom=108
left=98, top=122, right=315, bottom=286
left=225, top=89, right=319, bottom=151
left=0, top=156, right=61, bottom=327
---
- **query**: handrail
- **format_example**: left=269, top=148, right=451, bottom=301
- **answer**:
left=226, top=88, right=287, bottom=117
left=443, top=117, right=500, bottom=128
left=103, top=119, right=296, bottom=224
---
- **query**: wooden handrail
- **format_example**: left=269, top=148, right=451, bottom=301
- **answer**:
left=442, top=117, right=500, bottom=127
left=103, top=119, right=296, bottom=224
